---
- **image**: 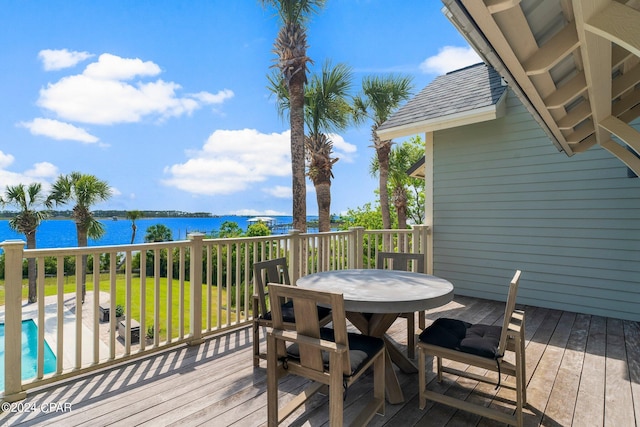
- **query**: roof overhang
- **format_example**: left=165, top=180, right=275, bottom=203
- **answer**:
left=441, top=0, right=640, bottom=175
left=377, top=90, right=508, bottom=140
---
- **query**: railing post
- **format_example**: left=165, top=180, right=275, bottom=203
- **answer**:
left=2, top=240, right=27, bottom=402
left=289, top=229, right=301, bottom=283
left=412, top=224, right=431, bottom=274
left=188, top=233, right=204, bottom=345
left=348, top=227, right=364, bottom=269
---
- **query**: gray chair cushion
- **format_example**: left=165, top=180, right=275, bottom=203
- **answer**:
left=286, top=327, right=384, bottom=377
left=262, top=300, right=331, bottom=324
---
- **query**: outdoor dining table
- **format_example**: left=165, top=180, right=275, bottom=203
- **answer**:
left=296, top=268, right=454, bottom=404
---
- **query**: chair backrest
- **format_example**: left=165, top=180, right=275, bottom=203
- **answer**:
left=253, top=258, right=291, bottom=317
left=376, top=251, right=425, bottom=273
left=497, top=270, right=522, bottom=356
left=269, top=283, right=351, bottom=376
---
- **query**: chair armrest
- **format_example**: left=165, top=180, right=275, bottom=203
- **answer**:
left=269, top=329, right=348, bottom=354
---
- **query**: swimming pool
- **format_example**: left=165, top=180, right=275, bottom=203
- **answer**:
left=0, top=319, right=57, bottom=390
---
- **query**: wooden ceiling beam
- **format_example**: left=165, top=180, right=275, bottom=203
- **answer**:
left=613, top=86, right=640, bottom=116
left=566, top=122, right=595, bottom=144
left=573, top=0, right=613, bottom=147
left=485, top=0, right=521, bottom=14
left=585, top=1, right=640, bottom=57
left=600, top=116, right=640, bottom=155
left=570, top=134, right=598, bottom=153
left=557, top=102, right=592, bottom=129
left=544, top=71, right=587, bottom=108
left=524, top=22, right=580, bottom=75
left=612, top=64, right=640, bottom=99
left=601, top=138, right=640, bottom=175
left=618, top=103, right=640, bottom=124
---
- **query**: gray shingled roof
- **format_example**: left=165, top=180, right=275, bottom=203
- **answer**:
left=378, top=62, right=506, bottom=133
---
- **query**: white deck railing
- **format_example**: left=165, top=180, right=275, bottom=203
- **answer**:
left=1, top=225, right=429, bottom=402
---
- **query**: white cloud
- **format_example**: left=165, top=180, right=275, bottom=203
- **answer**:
left=330, top=133, right=357, bottom=163
left=162, top=129, right=291, bottom=195
left=0, top=151, right=15, bottom=168
left=0, top=151, right=57, bottom=189
left=36, top=53, right=234, bottom=125
left=190, top=90, right=234, bottom=104
left=419, top=46, right=482, bottom=75
left=39, top=49, right=94, bottom=71
left=110, top=187, right=122, bottom=197
left=83, top=53, right=161, bottom=80
left=263, top=185, right=291, bottom=198
left=24, top=162, right=58, bottom=179
left=19, top=118, right=99, bottom=143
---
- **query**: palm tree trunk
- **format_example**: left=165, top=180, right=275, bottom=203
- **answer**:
left=290, top=73, right=307, bottom=232
left=313, top=177, right=332, bottom=232
left=376, top=136, right=393, bottom=230
left=27, top=232, right=37, bottom=303
left=77, top=225, right=89, bottom=303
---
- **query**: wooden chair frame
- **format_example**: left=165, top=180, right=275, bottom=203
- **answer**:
left=376, top=251, right=426, bottom=358
left=252, top=258, right=292, bottom=366
left=267, top=283, right=385, bottom=426
left=253, top=257, right=332, bottom=366
left=418, top=270, right=526, bottom=427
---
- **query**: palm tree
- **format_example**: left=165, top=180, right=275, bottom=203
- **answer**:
left=2, top=183, right=51, bottom=303
left=144, top=224, right=173, bottom=242
left=269, top=61, right=354, bottom=231
left=48, top=172, right=112, bottom=302
left=260, top=0, right=326, bottom=232
left=126, top=210, right=143, bottom=244
left=371, top=136, right=425, bottom=230
left=354, top=75, right=413, bottom=230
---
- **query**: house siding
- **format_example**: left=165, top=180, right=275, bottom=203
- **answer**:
left=432, top=89, right=640, bottom=321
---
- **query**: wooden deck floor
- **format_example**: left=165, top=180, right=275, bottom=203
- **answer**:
left=2, top=295, right=639, bottom=427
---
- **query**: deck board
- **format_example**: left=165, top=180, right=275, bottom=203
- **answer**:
left=1, top=296, right=638, bottom=427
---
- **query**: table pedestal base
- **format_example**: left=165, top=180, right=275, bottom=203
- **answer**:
left=347, top=312, right=418, bottom=404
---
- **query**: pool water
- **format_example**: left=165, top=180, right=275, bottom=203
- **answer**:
left=0, top=319, right=57, bottom=390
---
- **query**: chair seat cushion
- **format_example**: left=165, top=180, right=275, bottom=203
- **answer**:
left=286, top=327, right=384, bottom=376
left=262, top=300, right=331, bottom=323
left=419, top=318, right=502, bottom=359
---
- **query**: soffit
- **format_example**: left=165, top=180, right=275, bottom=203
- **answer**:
left=442, top=0, right=640, bottom=175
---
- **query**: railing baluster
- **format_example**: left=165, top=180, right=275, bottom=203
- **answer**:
left=37, top=256, right=45, bottom=379
left=166, top=247, right=173, bottom=343
left=206, top=244, right=212, bottom=332
left=154, top=248, right=161, bottom=347
left=109, top=253, right=116, bottom=359
left=93, top=253, right=100, bottom=363
left=75, top=254, right=82, bottom=368
left=57, top=256, right=65, bottom=372
left=179, top=246, right=185, bottom=339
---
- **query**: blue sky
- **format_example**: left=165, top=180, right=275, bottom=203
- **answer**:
left=0, top=1, right=480, bottom=216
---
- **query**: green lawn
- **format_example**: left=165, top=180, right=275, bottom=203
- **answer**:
left=0, top=274, right=236, bottom=341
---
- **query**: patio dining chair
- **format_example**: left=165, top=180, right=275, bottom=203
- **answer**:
left=267, top=283, right=385, bottom=426
left=417, top=270, right=526, bottom=427
left=376, top=251, right=426, bottom=358
left=252, top=257, right=331, bottom=367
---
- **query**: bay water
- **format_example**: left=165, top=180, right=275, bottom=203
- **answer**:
left=0, top=216, right=301, bottom=249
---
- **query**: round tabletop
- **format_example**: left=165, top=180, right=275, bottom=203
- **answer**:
left=296, top=269, right=454, bottom=314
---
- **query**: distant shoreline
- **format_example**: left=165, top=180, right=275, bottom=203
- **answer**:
left=0, top=210, right=264, bottom=220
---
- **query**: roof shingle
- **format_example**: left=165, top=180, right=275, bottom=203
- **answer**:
left=378, top=63, right=507, bottom=133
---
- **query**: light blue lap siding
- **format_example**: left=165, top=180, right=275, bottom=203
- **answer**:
left=432, top=90, right=640, bottom=321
